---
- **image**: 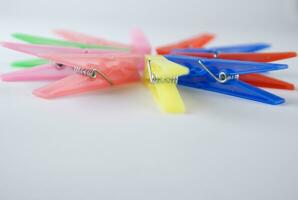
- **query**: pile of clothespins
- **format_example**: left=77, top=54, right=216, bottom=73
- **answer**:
left=1, top=28, right=297, bottom=113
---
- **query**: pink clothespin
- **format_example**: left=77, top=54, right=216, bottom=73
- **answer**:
left=32, top=53, right=142, bottom=99
left=54, top=29, right=130, bottom=48
left=0, top=42, right=131, bottom=81
left=1, top=41, right=126, bottom=57
left=54, top=28, right=151, bottom=56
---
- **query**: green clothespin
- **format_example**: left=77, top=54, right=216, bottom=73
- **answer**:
left=11, top=33, right=130, bottom=68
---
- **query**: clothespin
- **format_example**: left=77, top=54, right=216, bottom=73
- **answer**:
left=9, top=33, right=129, bottom=68
left=144, top=56, right=189, bottom=113
left=171, top=43, right=271, bottom=54
left=0, top=42, right=130, bottom=81
left=12, top=33, right=129, bottom=51
left=27, top=53, right=142, bottom=99
left=129, top=28, right=151, bottom=55
left=1, top=63, right=75, bottom=81
left=53, top=29, right=131, bottom=48
left=1, top=46, right=142, bottom=82
left=171, top=51, right=297, bottom=90
left=165, top=55, right=289, bottom=105
left=54, top=28, right=152, bottom=55
left=1, top=42, right=125, bottom=57
left=156, top=33, right=215, bottom=55
left=10, top=30, right=150, bottom=68
left=172, top=51, right=296, bottom=61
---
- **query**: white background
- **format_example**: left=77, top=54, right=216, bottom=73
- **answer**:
left=0, top=0, right=298, bottom=200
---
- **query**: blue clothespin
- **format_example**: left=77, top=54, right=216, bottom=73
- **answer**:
left=171, top=43, right=270, bottom=55
left=165, top=55, right=287, bottom=105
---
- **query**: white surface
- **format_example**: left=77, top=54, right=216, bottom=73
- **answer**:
left=0, top=0, right=298, bottom=199
left=1, top=0, right=298, bottom=28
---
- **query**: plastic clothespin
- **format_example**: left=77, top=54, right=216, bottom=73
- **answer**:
left=12, top=33, right=129, bottom=51
left=144, top=55, right=189, bottom=113
left=1, top=63, right=74, bottom=81
left=172, top=51, right=297, bottom=62
left=53, top=28, right=152, bottom=55
left=1, top=52, right=143, bottom=82
left=239, top=74, right=295, bottom=90
left=0, top=42, right=132, bottom=81
left=1, top=42, right=126, bottom=57
left=171, top=51, right=297, bottom=90
left=10, top=33, right=129, bottom=68
left=53, top=29, right=131, bottom=48
left=2, top=41, right=123, bottom=68
left=171, top=43, right=271, bottom=54
left=29, top=53, right=142, bottom=99
left=0, top=42, right=144, bottom=82
left=156, top=33, right=215, bottom=55
left=129, top=28, right=151, bottom=55
left=165, top=55, right=288, bottom=105
left=10, top=29, right=151, bottom=68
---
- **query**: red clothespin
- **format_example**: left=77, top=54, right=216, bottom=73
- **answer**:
left=156, top=33, right=215, bottom=55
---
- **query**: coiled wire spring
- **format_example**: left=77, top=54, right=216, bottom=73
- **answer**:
left=56, top=63, right=113, bottom=85
left=147, top=60, right=178, bottom=84
left=73, top=66, right=97, bottom=79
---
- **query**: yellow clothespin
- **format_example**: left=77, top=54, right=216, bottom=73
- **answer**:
left=143, top=55, right=189, bottom=113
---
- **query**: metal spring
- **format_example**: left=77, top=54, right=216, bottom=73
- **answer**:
left=73, top=66, right=97, bottom=78
left=151, top=75, right=178, bottom=84
left=147, top=60, right=178, bottom=84
left=55, top=63, right=113, bottom=85
left=198, top=60, right=239, bottom=83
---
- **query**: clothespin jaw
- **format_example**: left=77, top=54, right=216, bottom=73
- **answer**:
left=143, top=55, right=189, bottom=113
left=165, top=55, right=288, bottom=105
left=156, top=33, right=215, bottom=55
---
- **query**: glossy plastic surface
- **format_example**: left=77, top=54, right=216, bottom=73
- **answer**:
left=165, top=55, right=286, bottom=105
left=165, top=55, right=287, bottom=76
left=171, top=52, right=296, bottom=90
left=33, top=54, right=141, bottom=99
left=179, top=77, right=285, bottom=105
left=143, top=56, right=189, bottom=113
left=156, top=33, right=214, bottom=55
